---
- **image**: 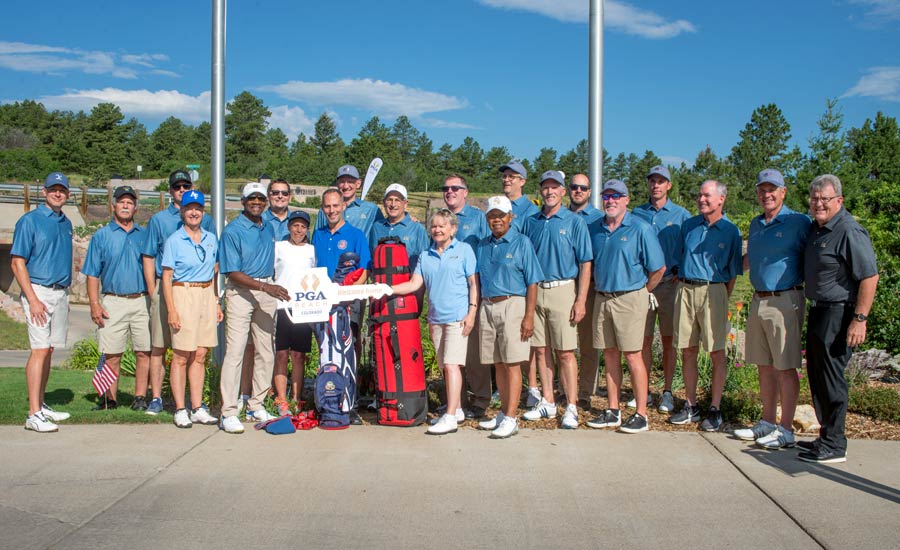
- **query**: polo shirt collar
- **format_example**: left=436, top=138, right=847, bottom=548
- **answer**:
left=539, top=206, right=567, bottom=220
left=385, top=213, right=411, bottom=227
left=821, top=207, right=849, bottom=231
left=37, top=203, right=66, bottom=219
left=108, top=219, right=141, bottom=233
left=167, top=204, right=180, bottom=215
left=237, top=212, right=264, bottom=228
left=490, top=231, right=512, bottom=244
left=429, top=238, right=459, bottom=255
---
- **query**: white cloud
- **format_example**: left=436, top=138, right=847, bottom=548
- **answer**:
left=476, top=0, right=696, bottom=39
left=418, top=117, right=481, bottom=130
left=0, top=40, right=175, bottom=78
left=259, top=78, right=468, bottom=118
left=660, top=155, right=689, bottom=167
left=842, top=66, right=900, bottom=102
left=848, top=0, right=900, bottom=23
left=268, top=105, right=315, bottom=137
left=37, top=88, right=210, bottom=121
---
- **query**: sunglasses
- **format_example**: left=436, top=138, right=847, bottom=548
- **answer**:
left=602, top=193, right=625, bottom=201
left=171, top=183, right=192, bottom=191
left=194, top=244, right=206, bottom=263
left=442, top=185, right=465, bottom=193
left=570, top=184, right=590, bottom=192
left=269, top=190, right=290, bottom=196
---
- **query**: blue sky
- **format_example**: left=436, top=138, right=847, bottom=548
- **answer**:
left=1, top=0, right=899, bottom=169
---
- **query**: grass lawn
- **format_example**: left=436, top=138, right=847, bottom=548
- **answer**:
left=0, top=310, right=31, bottom=350
left=0, top=368, right=171, bottom=425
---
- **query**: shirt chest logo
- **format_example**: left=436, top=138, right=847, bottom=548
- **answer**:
left=559, top=229, right=567, bottom=235
left=666, top=221, right=673, bottom=226
left=360, top=214, right=368, bottom=219
left=620, top=236, right=628, bottom=242
left=506, top=253, right=514, bottom=259
left=718, top=243, right=726, bottom=249
left=775, top=231, right=783, bottom=238
left=338, top=240, right=348, bottom=250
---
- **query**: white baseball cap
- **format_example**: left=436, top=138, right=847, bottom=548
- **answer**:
left=242, top=181, right=268, bottom=199
left=384, top=183, right=408, bottom=200
left=486, top=195, right=513, bottom=214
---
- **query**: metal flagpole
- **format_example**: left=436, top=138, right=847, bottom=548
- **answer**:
left=212, top=0, right=226, bottom=366
left=589, top=0, right=604, bottom=209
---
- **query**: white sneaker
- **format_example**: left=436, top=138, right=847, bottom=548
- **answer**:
left=427, top=414, right=459, bottom=435
left=561, top=404, right=578, bottom=429
left=490, top=416, right=519, bottom=439
left=733, top=420, right=776, bottom=441
left=626, top=393, right=653, bottom=409
left=190, top=405, right=218, bottom=425
left=430, top=408, right=465, bottom=425
left=41, top=403, right=70, bottom=422
left=526, top=387, right=542, bottom=408
left=756, top=426, right=796, bottom=450
left=246, top=409, right=276, bottom=423
left=173, top=408, right=193, bottom=429
left=523, top=398, right=558, bottom=421
left=220, top=415, right=244, bottom=434
left=478, top=411, right=505, bottom=431
left=658, top=391, right=675, bottom=413
left=25, top=412, right=58, bottom=433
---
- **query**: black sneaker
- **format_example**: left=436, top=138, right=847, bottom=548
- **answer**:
left=618, top=413, right=649, bottom=434
left=131, top=396, right=148, bottom=411
left=798, top=447, right=846, bottom=464
left=92, top=399, right=118, bottom=411
left=669, top=403, right=701, bottom=425
left=586, top=409, right=621, bottom=429
left=699, top=407, right=723, bottom=432
left=464, top=406, right=486, bottom=420
left=796, top=438, right=820, bottom=452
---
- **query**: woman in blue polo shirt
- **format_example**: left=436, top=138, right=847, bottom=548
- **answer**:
left=391, top=208, right=478, bottom=435
left=161, top=191, right=222, bottom=429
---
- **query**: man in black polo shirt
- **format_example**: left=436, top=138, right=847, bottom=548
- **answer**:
left=802, top=174, right=879, bottom=464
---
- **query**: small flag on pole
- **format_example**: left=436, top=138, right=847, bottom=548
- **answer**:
left=92, top=353, right=118, bottom=396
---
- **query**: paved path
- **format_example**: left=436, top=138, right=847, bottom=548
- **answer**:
left=1, top=425, right=898, bottom=550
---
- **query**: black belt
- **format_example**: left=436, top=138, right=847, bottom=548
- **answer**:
left=680, top=278, right=723, bottom=286
left=37, top=283, right=68, bottom=290
left=597, top=288, right=640, bottom=298
left=809, top=299, right=855, bottom=308
left=103, top=291, right=149, bottom=299
left=755, top=285, right=803, bottom=297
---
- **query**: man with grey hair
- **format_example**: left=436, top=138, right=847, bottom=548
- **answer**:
left=670, top=180, right=742, bottom=431
left=800, top=174, right=878, bottom=463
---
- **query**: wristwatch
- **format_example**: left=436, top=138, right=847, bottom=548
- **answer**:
left=854, top=312, right=868, bottom=322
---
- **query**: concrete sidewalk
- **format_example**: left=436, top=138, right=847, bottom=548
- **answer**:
left=2, top=425, right=898, bottom=550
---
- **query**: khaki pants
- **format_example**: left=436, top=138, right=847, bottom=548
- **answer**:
left=219, top=283, right=277, bottom=417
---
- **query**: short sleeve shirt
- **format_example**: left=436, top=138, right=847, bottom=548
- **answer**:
left=82, top=220, right=148, bottom=295
left=510, top=195, right=539, bottom=232
left=633, top=199, right=691, bottom=277
left=414, top=239, right=476, bottom=324
left=11, top=204, right=73, bottom=287
left=523, top=207, right=593, bottom=281
left=369, top=214, right=429, bottom=272
left=747, top=205, right=811, bottom=291
left=679, top=215, right=743, bottom=283
left=571, top=204, right=603, bottom=226
left=262, top=209, right=290, bottom=241
left=315, top=198, right=383, bottom=238
left=220, top=213, right=276, bottom=278
left=454, top=203, right=489, bottom=251
left=161, top=228, right=218, bottom=283
left=804, top=208, right=878, bottom=302
left=589, top=212, right=665, bottom=292
left=142, top=204, right=215, bottom=278
left=312, top=221, right=371, bottom=280
left=476, top=230, right=544, bottom=298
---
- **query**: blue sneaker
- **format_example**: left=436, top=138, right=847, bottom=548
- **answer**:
left=145, top=397, right=163, bottom=415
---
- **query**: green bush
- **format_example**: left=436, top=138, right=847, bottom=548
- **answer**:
left=65, top=337, right=136, bottom=377
left=720, top=389, right=763, bottom=423
left=848, top=386, right=900, bottom=422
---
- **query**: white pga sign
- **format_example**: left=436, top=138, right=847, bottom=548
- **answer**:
left=278, top=267, right=391, bottom=323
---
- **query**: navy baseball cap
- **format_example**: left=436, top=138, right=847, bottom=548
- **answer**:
left=287, top=210, right=311, bottom=225
left=756, top=168, right=785, bottom=188
left=336, top=165, right=360, bottom=180
left=540, top=170, right=565, bottom=187
left=168, top=170, right=192, bottom=187
left=181, top=190, right=205, bottom=207
left=44, top=172, right=69, bottom=189
left=647, top=165, right=671, bottom=181
left=602, top=179, right=629, bottom=196
left=499, top=160, right=527, bottom=179
left=113, top=186, right=137, bottom=200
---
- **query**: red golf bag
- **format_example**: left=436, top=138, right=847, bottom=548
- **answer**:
left=370, top=237, right=427, bottom=426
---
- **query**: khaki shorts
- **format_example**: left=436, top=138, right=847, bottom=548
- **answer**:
left=592, top=288, right=649, bottom=352
left=532, top=282, right=578, bottom=350
left=674, top=282, right=729, bottom=352
left=149, top=280, right=171, bottom=350
left=430, top=321, right=469, bottom=367
left=480, top=296, right=531, bottom=364
left=746, top=290, right=805, bottom=371
left=98, top=294, right=151, bottom=354
left=170, top=285, right=218, bottom=352
left=645, top=279, right=678, bottom=338
left=22, top=285, right=69, bottom=349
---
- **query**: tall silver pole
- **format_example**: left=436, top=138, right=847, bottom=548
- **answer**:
left=212, top=0, right=226, bottom=366
left=589, top=0, right=604, bottom=209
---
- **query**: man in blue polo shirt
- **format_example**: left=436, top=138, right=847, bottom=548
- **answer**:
left=499, top=160, right=538, bottom=233
left=522, top=170, right=593, bottom=429
left=83, top=186, right=151, bottom=411
left=734, top=169, right=811, bottom=449
left=12, top=171, right=74, bottom=432
left=141, top=170, right=215, bottom=415
left=312, top=187, right=371, bottom=424
left=315, top=165, right=384, bottom=237
left=369, top=183, right=429, bottom=272
left=568, top=173, right=603, bottom=409
left=218, top=182, right=289, bottom=433
left=262, top=178, right=292, bottom=240
left=670, top=180, right=743, bottom=431
left=586, top=180, right=665, bottom=434
left=442, top=173, right=490, bottom=418
left=632, top=165, right=691, bottom=414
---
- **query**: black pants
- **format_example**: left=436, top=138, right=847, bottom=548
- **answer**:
left=805, top=303, right=854, bottom=452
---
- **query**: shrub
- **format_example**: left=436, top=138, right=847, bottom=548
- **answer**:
left=65, top=337, right=136, bottom=377
left=720, top=389, right=763, bottom=423
left=848, top=386, right=900, bottom=422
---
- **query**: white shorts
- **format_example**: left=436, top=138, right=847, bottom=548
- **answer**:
left=22, top=285, right=69, bottom=349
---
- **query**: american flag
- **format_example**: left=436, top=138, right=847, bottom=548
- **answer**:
left=92, top=354, right=118, bottom=396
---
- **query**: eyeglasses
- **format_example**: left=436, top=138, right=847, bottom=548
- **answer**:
left=602, top=193, right=625, bottom=201
left=570, top=184, right=590, bottom=192
left=194, top=244, right=206, bottom=263
left=269, top=190, right=290, bottom=197
left=245, top=194, right=267, bottom=202
left=171, top=183, right=192, bottom=191
left=442, top=185, right=465, bottom=193
left=501, top=174, right=522, bottom=181
left=384, top=197, right=405, bottom=205
left=809, top=196, right=838, bottom=205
